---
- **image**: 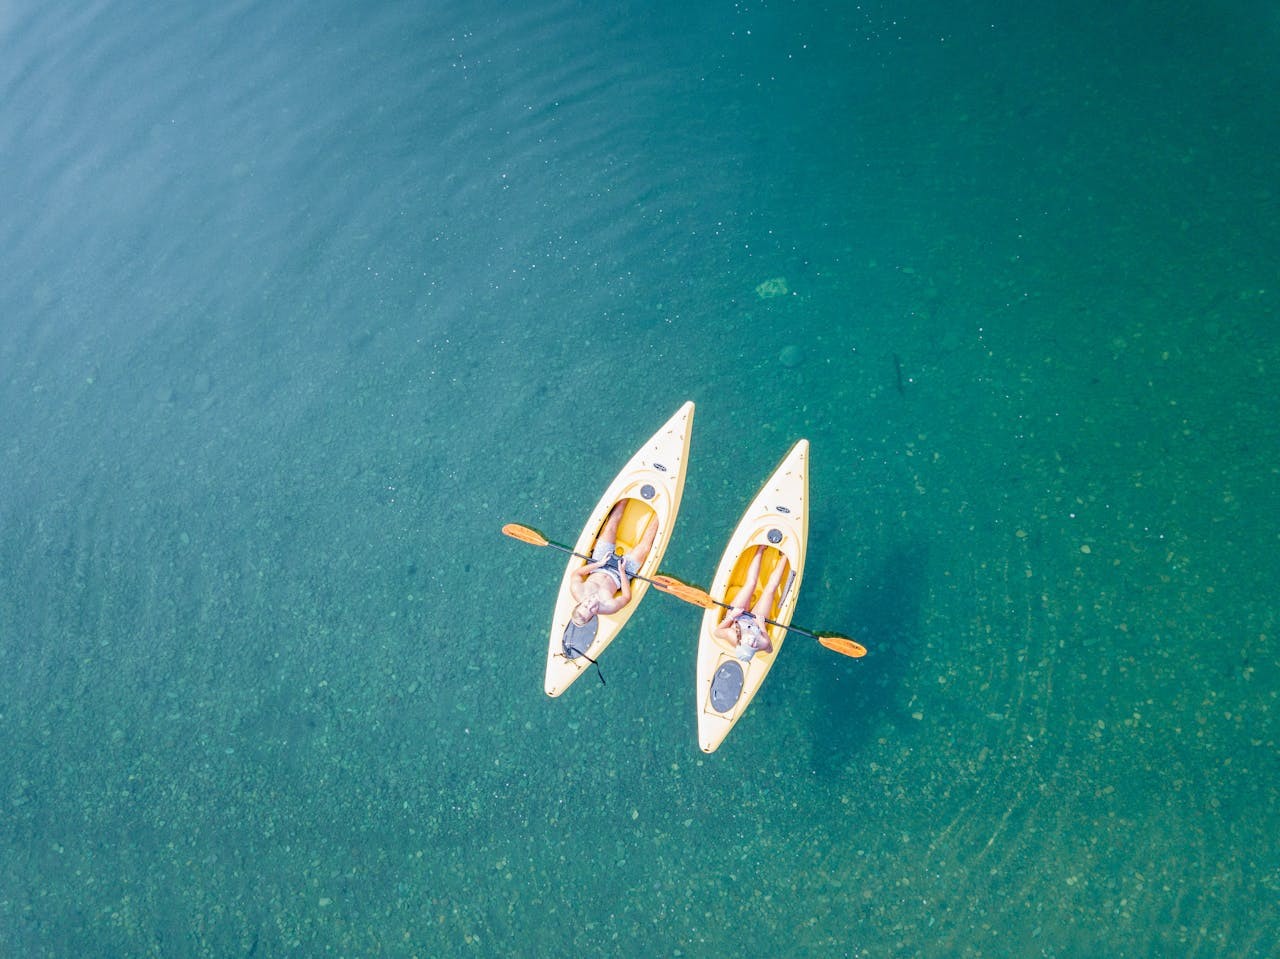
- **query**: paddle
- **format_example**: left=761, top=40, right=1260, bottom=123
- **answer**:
left=502, top=523, right=867, bottom=659
left=649, top=573, right=868, bottom=659
left=500, top=523, right=664, bottom=588
left=502, top=522, right=591, bottom=560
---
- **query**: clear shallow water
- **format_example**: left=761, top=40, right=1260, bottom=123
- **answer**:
left=2, top=0, right=1277, bottom=955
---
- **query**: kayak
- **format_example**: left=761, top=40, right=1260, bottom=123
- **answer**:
left=545, top=401, right=695, bottom=697
left=695, top=439, right=809, bottom=752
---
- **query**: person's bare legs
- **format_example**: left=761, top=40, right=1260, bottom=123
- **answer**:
left=751, top=552, right=790, bottom=619
left=728, top=544, right=766, bottom=610
left=627, top=508, right=660, bottom=568
left=599, top=499, right=626, bottom=544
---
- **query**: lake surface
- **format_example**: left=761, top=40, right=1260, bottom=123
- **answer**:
left=2, top=0, right=1277, bottom=955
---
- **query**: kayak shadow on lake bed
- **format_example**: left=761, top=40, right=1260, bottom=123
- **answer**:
left=791, top=540, right=929, bottom=780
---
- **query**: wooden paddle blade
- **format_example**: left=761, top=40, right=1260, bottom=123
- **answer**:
left=650, top=574, right=718, bottom=609
left=501, top=523, right=549, bottom=546
left=818, top=635, right=867, bottom=658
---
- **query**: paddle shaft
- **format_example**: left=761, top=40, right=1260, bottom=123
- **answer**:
left=649, top=573, right=843, bottom=645
left=505, top=525, right=864, bottom=656
left=689, top=586, right=866, bottom=657
left=704, top=594, right=824, bottom=643
left=534, top=536, right=663, bottom=590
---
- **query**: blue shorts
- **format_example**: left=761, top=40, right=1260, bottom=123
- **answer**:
left=591, top=540, right=639, bottom=589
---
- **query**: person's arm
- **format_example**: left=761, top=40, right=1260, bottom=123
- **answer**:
left=572, top=559, right=606, bottom=584
left=713, top=607, right=743, bottom=641
left=571, top=561, right=605, bottom=600
left=603, top=564, right=633, bottom=610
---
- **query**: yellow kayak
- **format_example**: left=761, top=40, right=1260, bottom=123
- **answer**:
left=545, top=401, right=695, bottom=697
left=695, top=439, right=809, bottom=752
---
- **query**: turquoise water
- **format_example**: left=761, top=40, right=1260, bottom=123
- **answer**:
left=2, top=0, right=1277, bottom=955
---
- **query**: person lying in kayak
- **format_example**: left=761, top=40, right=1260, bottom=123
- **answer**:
left=713, top=544, right=790, bottom=661
left=569, top=500, right=658, bottom=626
